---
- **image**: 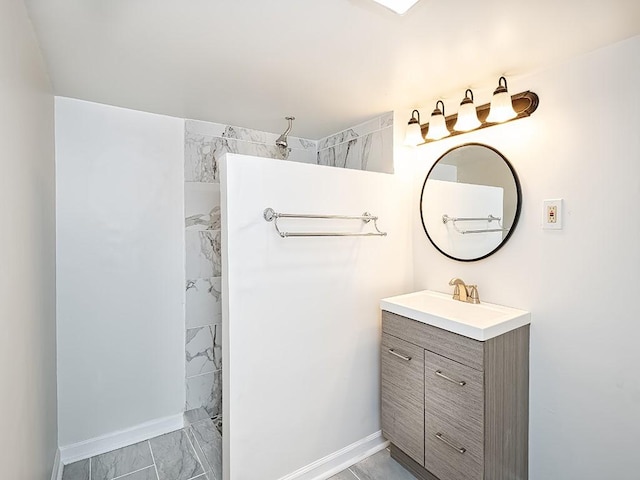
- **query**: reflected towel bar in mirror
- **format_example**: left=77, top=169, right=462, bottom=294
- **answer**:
left=442, top=214, right=508, bottom=235
left=442, top=214, right=502, bottom=223
left=263, top=207, right=387, bottom=238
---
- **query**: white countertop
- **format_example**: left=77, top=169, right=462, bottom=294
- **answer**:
left=380, top=290, right=530, bottom=341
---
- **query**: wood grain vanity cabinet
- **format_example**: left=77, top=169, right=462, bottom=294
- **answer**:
left=381, top=310, right=530, bottom=480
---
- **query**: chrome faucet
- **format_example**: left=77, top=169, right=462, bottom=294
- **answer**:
left=449, top=278, right=481, bottom=304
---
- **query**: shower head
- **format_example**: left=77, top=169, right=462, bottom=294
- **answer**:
left=275, top=135, right=287, bottom=148
left=276, top=116, right=295, bottom=149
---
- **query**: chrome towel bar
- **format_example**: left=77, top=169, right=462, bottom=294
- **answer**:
left=263, top=207, right=387, bottom=238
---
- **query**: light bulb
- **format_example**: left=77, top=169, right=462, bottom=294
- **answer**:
left=425, top=101, right=450, bottom=140
left=453, top=89, right=481, bottom=131
left=404, top=111, right=424, bottom=146
left=486, top=77, right=517, bottom=123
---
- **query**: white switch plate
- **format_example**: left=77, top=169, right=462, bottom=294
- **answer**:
left=543, top=199, right=563, bottom=230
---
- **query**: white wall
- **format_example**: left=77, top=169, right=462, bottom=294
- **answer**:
left=221, top=154, right=413, bottom=480
left=401, top=36, right=640, bottom=479
left=0, top=0, right=57, bottom=478
left=55, top=98, right=185, bottom=447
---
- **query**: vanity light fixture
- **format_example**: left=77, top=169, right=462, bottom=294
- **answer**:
left=425, top=101, right=451, bottom=140
left=405, top=76, right=539, bottom=145
left=404, top=110, right=425, bottom=146
left=486, top=76, right=518, bottom=123
left=453, top=89, right=481, bottom=132
left=371, top=0, right=420, bottom=15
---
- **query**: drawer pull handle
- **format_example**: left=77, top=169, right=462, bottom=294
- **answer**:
left=435, top=370, right=466, bottom=386
left=388, top=349, right=411, bottom=361
left=435, top=433, right=466, bottom=454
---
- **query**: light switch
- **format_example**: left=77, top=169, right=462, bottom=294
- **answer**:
left=543, top=199, right=563, bottom=230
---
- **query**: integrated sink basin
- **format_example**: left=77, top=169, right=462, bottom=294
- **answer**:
left=380, top=290, right=530, bottom=341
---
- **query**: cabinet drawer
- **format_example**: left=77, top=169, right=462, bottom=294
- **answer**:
left=382, top=310, right=484, bottom=371
left=425, top=411, right=483, bottom=480
left=424, top=350, right=484, bottom=461
left=381, top=333, right=424, bottom=466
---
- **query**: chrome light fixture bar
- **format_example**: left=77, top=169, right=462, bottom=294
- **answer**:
left=404, top=77, right=539, bottom=146
left=371, top=0, right=420, bottom=15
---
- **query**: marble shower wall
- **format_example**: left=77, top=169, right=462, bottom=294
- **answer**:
left=185, top=119, right=318, bottom=183
left=317, top=112, right=394, bottom=173
left=184, top=113, right=394, bottom=417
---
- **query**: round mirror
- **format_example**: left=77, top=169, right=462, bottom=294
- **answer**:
left=420, top=143, right=521, bottom=262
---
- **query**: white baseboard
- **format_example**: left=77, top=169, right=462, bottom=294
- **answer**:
left=277, top=431, right=389, bottom=480
left=59, top=413, right=184, bottom=465
left=51, top=448, right=63, bottom=480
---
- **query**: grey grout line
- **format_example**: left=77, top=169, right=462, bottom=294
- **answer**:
left=183, top=427, right=208, bottom=477
left=186, top=369, right=220, bottom=380
left=186, top=134, right=315, bottom=151
left=348, top=468, right=363, bottom=480
left=147, top=440, right=161, bottom=480
left=186, top=323, right=220, bottom=330
left=190, top=426, right=213, bottom=475
left=111, top=465, right=156, bottom=480
left=185, top=369, right=217, bottom=380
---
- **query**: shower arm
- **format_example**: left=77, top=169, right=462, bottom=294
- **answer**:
left=276, top=116, right=295, bottom=147
left=281, top=116, right=294, bottom=137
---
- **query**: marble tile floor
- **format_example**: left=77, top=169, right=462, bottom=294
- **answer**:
left=62, top=414, right=221, bottom=480
left=63, top=415, right=409, bottom=480
left=329, top=448, right=418, bottom=480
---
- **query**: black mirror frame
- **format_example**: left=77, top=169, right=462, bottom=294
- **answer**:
left=419, top=142, right=522, bottom=262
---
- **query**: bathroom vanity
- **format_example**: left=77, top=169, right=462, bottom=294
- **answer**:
left=380, top=290, right=530, bottom=480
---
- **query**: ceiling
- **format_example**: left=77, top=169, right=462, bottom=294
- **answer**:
left=25, top=0, right=640, bottom=139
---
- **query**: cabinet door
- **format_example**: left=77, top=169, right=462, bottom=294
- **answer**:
left=424, top=350, right=484, bottom=480
left=381, top=333, right=425, bottom=466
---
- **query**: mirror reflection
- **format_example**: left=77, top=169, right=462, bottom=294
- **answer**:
left=420, top=143, right=521, bottom=261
